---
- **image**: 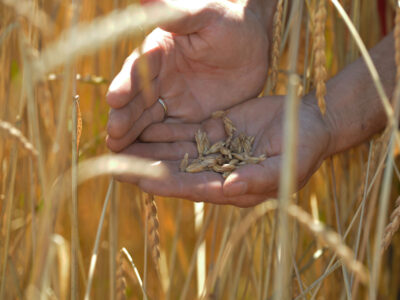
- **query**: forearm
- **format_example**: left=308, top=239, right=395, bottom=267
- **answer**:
left=307, top=33, right=396, bottom=157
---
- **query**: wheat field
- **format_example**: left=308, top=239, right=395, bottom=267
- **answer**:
left=1, top=0, right=400, bottom=299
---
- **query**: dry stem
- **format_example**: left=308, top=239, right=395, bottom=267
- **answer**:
left=0, top=120, right=38, bottom=157
left=287, top=204, right=369, bottom=285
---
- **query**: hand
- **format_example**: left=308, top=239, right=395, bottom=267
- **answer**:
left=116, top=96, right=333, bottom=207
left=106, top=0, right=270, bottom=152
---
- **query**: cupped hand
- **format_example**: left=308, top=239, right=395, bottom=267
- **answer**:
left=115, top=96, right=333, bottom=207
left=106, top=0, right=270, bottom=152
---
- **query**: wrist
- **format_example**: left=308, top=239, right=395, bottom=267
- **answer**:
left=302, top=94, right=337, bottom=160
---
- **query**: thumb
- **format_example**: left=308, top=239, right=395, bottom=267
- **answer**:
left=222, top=156, right=281, bottom=197
left=142, top=0, right=223, bottom=35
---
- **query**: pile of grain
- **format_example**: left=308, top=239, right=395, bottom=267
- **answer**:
left=180, top=111, right=266, bottom=178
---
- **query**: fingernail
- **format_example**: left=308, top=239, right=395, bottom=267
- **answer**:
left=224, top=182, right=247, bottom=197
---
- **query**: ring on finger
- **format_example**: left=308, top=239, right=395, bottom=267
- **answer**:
left=158, top=98, right=168, bottom=118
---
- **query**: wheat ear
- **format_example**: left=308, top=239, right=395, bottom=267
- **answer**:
left=145, top=194, right=160, bottom=272
left=381, top=196, right=400, bottom=252
left=313, top=0, right=327, bottom=115
left=116, top=252, right=127, bottom=300
left=269, top=0, right=284, bottom=91
left=74, top=95, right=82, bottom=152
left=0, top=120, right=38, bottom=157
left=395, top=6, right=400, bottom=81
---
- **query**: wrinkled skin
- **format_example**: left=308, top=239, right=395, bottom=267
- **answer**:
left=115, top=96, right=333, bottom=207
left=106, top=0, right=270, bottom=152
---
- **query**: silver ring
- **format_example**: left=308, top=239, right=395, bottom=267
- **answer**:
left=158, top=98, right=168, bottom=116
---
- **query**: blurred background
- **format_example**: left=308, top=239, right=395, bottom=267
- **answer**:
left=0, top=0, right=400, bottom=299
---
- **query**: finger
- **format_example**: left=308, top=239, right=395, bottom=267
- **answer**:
left=141, top=0, right=223, bottom=35
left=140, top=123, right=200, bottom=142
left=121, top=141, right=198, bottom=160
left=112, top=149, right=268, bottom=206
left=106, top=100, right=166, bottom=152
left=133, top=161, right=266, bottom=205
left=107, top=80, right=159, bottom=139
left=223, top=156, right=281, bottom=197
left=139, top=118, right=225, bottom=143
left=107, top=97, right=145, bottom=139
left=107, top=40, right=162, bottom=109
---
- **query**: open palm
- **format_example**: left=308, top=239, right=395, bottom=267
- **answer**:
left=116, top=96, right=333, bottom=207
left=106, top=0, right=270, bottom=152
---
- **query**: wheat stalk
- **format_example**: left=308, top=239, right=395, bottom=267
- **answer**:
left=382, top=2, right=400, bottom=256
left=84, top=180, right=114, bottom=300
left=287, top=204, right=369, bottom=285
left=1, top=0, right=54, bottom=35
left=77, top=154, right=167, bottom=184
left=313, top=0, right=327, bottom=115
left=274, top=1, right=304, bottom=298
left=32, top=3, right=183, bottom=82
left=0, top=120, right=38, bottom=157
left=356, top=141, right=377, bottom=207
left=71, top=93, right=79, bottom=300
left=144, top=194, right=160, bottom=272
left=269, top=0, right=284, bottom=91
left=381, top=196, right=400, bottom=252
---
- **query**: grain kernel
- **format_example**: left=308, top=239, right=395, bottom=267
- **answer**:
left=186, top=162, right=207, bottom=173
left=212, top=110, right=226, bottom=119
left=206, top=141, right=225, bottom=154
left=221, top=164, right=236, bottom=172
left=180, top=153, right=189, bottom=171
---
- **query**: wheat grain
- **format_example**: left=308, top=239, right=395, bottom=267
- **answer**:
left=211, top=110, right=226, bottom=119
left=182, top=115, right=265, bottom=177
left=202, top=131, right=210, bottom=154
left=313, top=0, right=327, bottom=115
left=186, top=162, right=208, bottom=173
left=200, top=156, right=218, bottom=167
left=205, top=141, right=224, bottom=155
left=0, top=120, right=38, bottom=157
left=195, top=129, right=203, bottom=156
left=144, top=194, right=160, bottom=272
left=219, top=146, right=232, bottom=158
left=221, top=164, right=236, bottom=172
left=381, top=196, right=400, bottom=252
left=269, top=0, right=284, bottom=91
left=244, top=154, right=266, bottom=164
left=222, top=117, right=236, bottom=138
left=179, top=153, right=189, bottom=172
